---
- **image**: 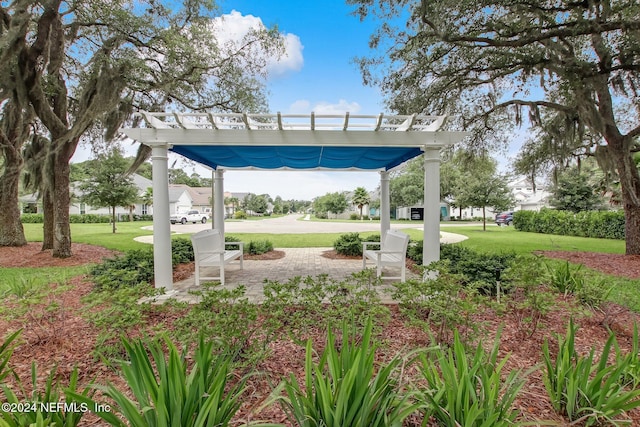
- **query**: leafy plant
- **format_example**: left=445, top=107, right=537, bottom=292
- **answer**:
left=546, top=260, right=585, bottom=295
left=272, top=320, right=418, bottom=427
left=170, top=237, right=194, bottom=265
left=262, top=273, right=389, bottom=341
left=542, top=320, right=640, bottom=425
left=503, top=256, right=555, bottom=339
left=71, top=334, right=249, bottom=427
left=0, top=330, right=21, bottom=383
left=616, top=324, right=640, bottom=390
left=83, top=285, right=154, bottom=364
left=1, top=364, right=93, bottom=427
left=333, top=232, right=363, bottom=256
left=247, top=239, right=274, bottom=255
left=416, top=329, right=526, bottom=427
left=89, top=249, right=155, bottom=290
left=262, top=275, right=329, bottom=337
left=324, top=270, right=390, bottom=330
left=173, top=283, right=266, bottom=366
left=391, top=261, right=479, bottom=344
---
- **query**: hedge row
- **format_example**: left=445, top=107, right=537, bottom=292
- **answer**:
left=513, top=209, right=625, bottom=240
left=20, top=213, right=154, bottom=223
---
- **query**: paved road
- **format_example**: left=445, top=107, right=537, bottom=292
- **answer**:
left=138, top=214, right=468, bottom=244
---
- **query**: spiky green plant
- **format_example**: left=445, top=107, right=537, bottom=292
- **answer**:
left=70, top=334, right=250, bottom=427
left=272, top=320, right=418, bottom=427
left=1, top=364, right=92, bottom=427
left=543, top=320, right=640, bottom=426
left=0, top=330, right=21, bottom=384
left=416, top=329, right=526, bottom=426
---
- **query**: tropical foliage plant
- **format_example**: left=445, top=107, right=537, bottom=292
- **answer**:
left=416, top=329, right=526, bottom=427
left=542, top=320, right=640, bottom=426
left=71, top=334, right=249, bottom=427
left=272, top=320, right=418, bottom=427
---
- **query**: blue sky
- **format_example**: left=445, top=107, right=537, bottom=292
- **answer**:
left=73, top=1, right=427, bottom=200
left=213, top=0, right=391, bottom=200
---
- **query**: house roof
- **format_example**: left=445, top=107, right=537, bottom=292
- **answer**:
left=168, top=185, right=192, bottom=203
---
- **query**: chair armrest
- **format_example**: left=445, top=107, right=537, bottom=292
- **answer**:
left=362, top=242, right=381, bottom=250
left=224, top=241, right=245, bottom=252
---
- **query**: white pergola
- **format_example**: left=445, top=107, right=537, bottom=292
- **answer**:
left=121, top=111, right=468, bottom=290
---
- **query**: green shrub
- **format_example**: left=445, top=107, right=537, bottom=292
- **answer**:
left=503, top=256, right=555, bottom=338
left=173, top=284, right=265, bottom=366
left=247, top=239, right=274, bottom=255
left=71, top=334, right=248, bottom=427
left=542, top=320, right=640, bottom=425
left=19, top=213, right=44, bottom=223
left=439, top=244, right=516, bottom=295
left=350, top=213, right=358, bottom=220
left=262, top=272, right=389, bottom=338
left=171, top=237, right=194, bottom=265
left=391, top=260, right=479, bottom=344
left=334, top=232, right=363, bottom=256
left=416, top=329, right=526, bottom=426
left=90, top=249, right=155, bottom=290
left=407, top=239, right=423, bottom=264
left=272, top=320, right=418, bottom=427
left=69, top=214, right=111, bottom=223
left=234, top=210, right=247, bottom=219
left=514, top=208, right=625, bottom=240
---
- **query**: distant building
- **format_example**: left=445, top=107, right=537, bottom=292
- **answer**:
left=20, top=173, right=155, bottom=218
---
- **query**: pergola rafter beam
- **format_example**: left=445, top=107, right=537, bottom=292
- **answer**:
left=121, top=110, right=468, bottom=291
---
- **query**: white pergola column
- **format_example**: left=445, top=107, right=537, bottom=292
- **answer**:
left=380, top=171, right=391, bottom=238
left=151, top=145, right=173, bottom=290
left=213, top=169, right=225, bottom=238
left=423, top=148, right=441, bottom=266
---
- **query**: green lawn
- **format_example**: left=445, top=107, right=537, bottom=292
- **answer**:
left=431, top=225, right=625, bottom=255
left=23, top=222, right=153, bottom=251
left=17, top=220, right=639, bottom=311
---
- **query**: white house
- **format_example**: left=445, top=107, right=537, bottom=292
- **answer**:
left=21, top=173, right=155, bottom=218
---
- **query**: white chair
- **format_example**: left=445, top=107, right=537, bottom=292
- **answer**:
left=190, top=229, right=244, bottom=286
left=362, top=230, right=410, bottom=282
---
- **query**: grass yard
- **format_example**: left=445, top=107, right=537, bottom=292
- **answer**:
left=2, top=219, right=640, bottom=426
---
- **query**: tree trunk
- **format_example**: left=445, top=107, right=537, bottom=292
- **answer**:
left=51, top=143, right=75, bottom=258
left=0, top=154, right=27, bottom=246
left=41, top=188, right=54, bottom=251
left=610, top=139, right=640, bottom=255
left=112, top=206, right=117, bottom=233
left=482, top=206, right=486, bottom=231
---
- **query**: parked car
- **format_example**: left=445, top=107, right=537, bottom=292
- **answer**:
left=495, top=211, right=514, bottom=226
left=170, top=210, right=208, bottom=224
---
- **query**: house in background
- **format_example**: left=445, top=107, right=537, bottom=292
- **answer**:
left=20, top=173, right=155, bottom=218
left=168, top=185, right=193, bottom=215
left=396, top=177, right=551, bottom=221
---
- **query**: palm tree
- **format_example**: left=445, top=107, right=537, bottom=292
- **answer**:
left=352, top=187, right=371, bottom=220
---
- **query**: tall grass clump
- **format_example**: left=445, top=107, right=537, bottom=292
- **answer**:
left=416, top=330, right=526, bottom=426
left=271, top=320, right=418, bottom=427
left=1, top=364, right=93, bottom=427
left=72, top=334, right=248, bottom=427
left=542, top=320, right=640, bottom=425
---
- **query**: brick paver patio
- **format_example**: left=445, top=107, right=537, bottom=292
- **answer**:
left=142, top=247, right=417, bottom=304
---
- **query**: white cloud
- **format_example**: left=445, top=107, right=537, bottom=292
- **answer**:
left=287, top=99, right=361, bottom=114
left=267, top=33, right=304, bottom=77
left=211, top=10, right=303, bottom=79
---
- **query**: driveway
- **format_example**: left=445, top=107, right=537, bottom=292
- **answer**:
left=137, top=214, right=467, bottom=244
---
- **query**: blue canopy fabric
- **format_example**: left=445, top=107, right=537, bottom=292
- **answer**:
left=170, top=145, right=424, bottom=171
